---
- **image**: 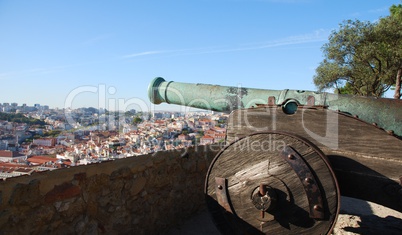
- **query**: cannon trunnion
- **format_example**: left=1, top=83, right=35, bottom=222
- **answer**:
left=148, top=77, right=402, bottom=234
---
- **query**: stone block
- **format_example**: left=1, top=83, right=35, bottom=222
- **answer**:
left=44, top=182, right=81, bottom=204
left=129, top=176, right=147, bottom=196
left=9, top=179, right=41, bottom=207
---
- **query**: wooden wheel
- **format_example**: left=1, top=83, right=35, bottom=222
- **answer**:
left=205, top=132, right=340, bottom=235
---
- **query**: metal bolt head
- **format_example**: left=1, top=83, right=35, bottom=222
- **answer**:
left=313, top=205, right=322, bottom=211
left=218, top=185, right=223, bottom=190
left=288, top=154, right=295, bottom=160
left=304, top=177, right=313, bottom=184
left=387, top=130, right=395, bottom=135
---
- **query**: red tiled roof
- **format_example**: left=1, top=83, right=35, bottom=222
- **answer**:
left=0, top=150, right=24, bottom=158
left=27, top=156, right=56, bottom=164
left=201, top=135, right=214, bottom=140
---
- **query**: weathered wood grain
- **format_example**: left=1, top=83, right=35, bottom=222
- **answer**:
left=226, top=107, right=402, bottom=213
left=205, top=132, right=339, bottom=234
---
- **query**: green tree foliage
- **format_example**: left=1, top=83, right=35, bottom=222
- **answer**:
left=32, top=134, right=42, bottom=139
left=132, top=117, right=142, bottom=125
left=43, top=130, right=62, bottom=137
left=181, top=129, right=189, bottom=135
left=377, top=4, right=402, bottom=99
left=0, top=112, right=46, bottom=126
left=314, top=4, right=402, bottom=99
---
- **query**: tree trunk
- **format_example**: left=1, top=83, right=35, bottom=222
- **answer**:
left=394, top=68, right=402, bottom=99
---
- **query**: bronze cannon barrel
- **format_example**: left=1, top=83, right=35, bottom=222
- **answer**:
left=148, top=77, right=402, bottom=137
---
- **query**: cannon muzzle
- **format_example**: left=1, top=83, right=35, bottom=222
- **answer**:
left=148, top=77, right=402, bottom=137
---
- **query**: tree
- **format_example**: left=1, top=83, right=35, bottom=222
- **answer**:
left=314, top=5, right=402, bottom=99
left=132, top=117, right=142, bottom=125
left=376, top=4, right=402, bottom=99
left=44, top=130, right=62, bottom=137
left=0, top=112, right=46, bottom=126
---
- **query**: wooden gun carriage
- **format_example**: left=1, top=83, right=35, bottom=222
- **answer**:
left=148, top=77, right=402, bottom=234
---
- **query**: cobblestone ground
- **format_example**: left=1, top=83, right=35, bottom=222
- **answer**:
left=168, top=196, right=402, bottom=235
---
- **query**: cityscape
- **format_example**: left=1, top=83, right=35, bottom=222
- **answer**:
left=0, top=102, right=228, bottom=179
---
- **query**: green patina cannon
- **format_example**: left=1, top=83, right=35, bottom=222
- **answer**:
left=148, top=77, right=402, bottom=235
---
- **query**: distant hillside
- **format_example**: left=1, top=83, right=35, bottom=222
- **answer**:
left=0, top=112, right=46, bottom=126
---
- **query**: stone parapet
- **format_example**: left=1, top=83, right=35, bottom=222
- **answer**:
left=0, top=145, right=221, bottom=234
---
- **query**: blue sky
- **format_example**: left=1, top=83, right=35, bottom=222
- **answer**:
left=0, top=0, right=399, bottom=112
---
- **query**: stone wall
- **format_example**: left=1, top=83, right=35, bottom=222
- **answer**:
left=0, top=145, right=220, bottom=235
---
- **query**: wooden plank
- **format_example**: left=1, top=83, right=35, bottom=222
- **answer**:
left=225, top=107, right=402, bottom=212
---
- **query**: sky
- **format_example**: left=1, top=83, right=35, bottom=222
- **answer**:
left=0, top=0, right=400, bottom=112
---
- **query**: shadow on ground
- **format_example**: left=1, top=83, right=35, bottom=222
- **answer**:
left=167, top=196, right=402, bottom=235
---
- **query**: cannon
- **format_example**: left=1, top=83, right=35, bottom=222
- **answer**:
left=148, top=77, right=402, bottom=234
